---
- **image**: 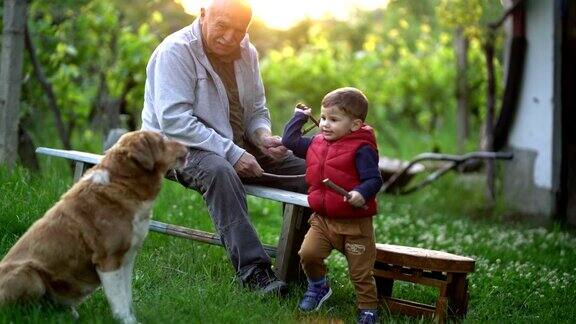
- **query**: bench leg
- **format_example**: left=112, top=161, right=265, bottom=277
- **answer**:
left=447, top=273, right=469, bottom=317
left=374, top=262, right=394, bottom=300
left=275, top=204, right=309, bottom=283
left=73, top=161, right=89, bottom=182
left=435, top=284, right=448, bottom=324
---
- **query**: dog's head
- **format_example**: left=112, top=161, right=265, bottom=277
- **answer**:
left=104, top=131, right=188, bottom=175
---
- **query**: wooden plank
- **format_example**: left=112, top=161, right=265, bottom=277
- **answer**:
left=245, top=185, right=308, bottom=207
left=35, top=147, right=309, bottom=207
left=376, top=262, right=448, bottom=281
left=149, top=220, right=277, bottom=257
left=376, top=243, right=475, bottom=273
left=373, top=268, right=447, bottom=288
left=383, top=297, right=435, bottom=317
left=36, top=147, right=102, bottom=165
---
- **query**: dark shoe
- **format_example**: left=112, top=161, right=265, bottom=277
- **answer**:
left=357, top=309, right=378, bottom=324
left=298, top=281, right=332, bottom=312
left=244, top=266, right=287, bottom=296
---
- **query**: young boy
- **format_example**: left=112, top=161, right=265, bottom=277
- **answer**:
left=282, top=87, right=383, bottom=324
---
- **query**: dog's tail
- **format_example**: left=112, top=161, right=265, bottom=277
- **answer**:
left=0, top=262, right=46, bottom=305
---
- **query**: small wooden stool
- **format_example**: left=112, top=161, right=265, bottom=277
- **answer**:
left=373, top=243, right=475, bottom=323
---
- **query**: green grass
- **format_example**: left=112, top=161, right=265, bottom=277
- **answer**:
left=1, top=158, right=575, bottom=323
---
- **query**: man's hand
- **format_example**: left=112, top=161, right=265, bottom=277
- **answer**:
left=344, top=190, right=366, bottom=208
left=234, top=152, right=264, bottom=177
left=254, top=129, right=288, bottom=161
left=259, top=135, right=288, bottom=160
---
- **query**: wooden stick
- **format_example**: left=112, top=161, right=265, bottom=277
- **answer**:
left=262, top=172, right=305, bottom=180
left=322, top=178, right=368, bottom=210
left=302, top=124, right=316, bottom=135
left=308, top=114, right=321, bottom=127
left=296, top=103, right=320, bottom=126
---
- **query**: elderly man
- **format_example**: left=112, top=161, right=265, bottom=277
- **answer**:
left=141, top=0, right=306, bottom=295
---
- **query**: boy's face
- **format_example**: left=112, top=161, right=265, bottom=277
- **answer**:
left=319, top=105, right=362, bottom=141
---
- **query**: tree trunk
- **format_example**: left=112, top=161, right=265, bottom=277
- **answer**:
left=18, top=125, right=39, bottom=172
left=455, top=27, right=469, bottom=154
left=0, top=0, right=28, bottom=168
left=101, top=97, right=122, bottom=136
left=91, top=75, right=136, bottom=137
left=484, top=31, right=496, bottom=207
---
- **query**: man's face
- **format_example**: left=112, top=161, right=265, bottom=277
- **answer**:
left=200, top=2, right=251, bottom=56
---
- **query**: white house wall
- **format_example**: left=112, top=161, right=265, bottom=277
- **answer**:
left=503, top=0, right=558, bottom=218
left=508, top=0, right=554, bottom=189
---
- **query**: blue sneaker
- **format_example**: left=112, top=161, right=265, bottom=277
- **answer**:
left=298, top=280, right=332, bottom=312
left=357, top=309, right=378, bottom=324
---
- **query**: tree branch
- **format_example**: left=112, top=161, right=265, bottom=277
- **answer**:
left=24, top=22, right=72, bottom=150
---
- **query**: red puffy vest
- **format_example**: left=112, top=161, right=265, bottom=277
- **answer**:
left=306, top=125, right=378, bottom=218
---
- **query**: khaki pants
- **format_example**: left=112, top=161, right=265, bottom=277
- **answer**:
left=299, top=213, right=377, bottom=309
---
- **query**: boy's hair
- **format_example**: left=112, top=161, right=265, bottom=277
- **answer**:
left=321, top=87, right=369, bottom=121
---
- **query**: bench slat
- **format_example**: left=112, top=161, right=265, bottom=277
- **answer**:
left=246, top=186, right=308, bottom=207
left=383, top=297, right=436, bottom=317
left=36, top=147, right=309, bottom=207
left=36, top=147, right=101, bottom=165
left=149, top=220, right=277, bottom=257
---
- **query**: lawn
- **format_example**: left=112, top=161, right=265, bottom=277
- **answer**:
left=1, top=156, right=575, bottom=323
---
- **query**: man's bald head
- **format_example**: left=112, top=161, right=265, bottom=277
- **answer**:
left=205, top=0, right=252, bottom=21
left=200, top=0, right=253, bottom=56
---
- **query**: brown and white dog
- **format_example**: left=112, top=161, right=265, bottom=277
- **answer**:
left=0, top=131, right=187, bottom=323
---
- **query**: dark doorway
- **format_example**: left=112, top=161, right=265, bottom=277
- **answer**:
left=560, top=0, right=576, bottom=225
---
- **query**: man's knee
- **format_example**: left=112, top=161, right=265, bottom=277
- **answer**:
left=177, top=152, right=240, bottom=191
left=194, top=155, right=238, bottom=184
left=209, top=161, right=237, bottom=179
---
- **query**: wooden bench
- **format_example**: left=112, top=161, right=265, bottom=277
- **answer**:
left=35, top=147, right=309, bottom=283
left=374, top=243, right=475, bottom=323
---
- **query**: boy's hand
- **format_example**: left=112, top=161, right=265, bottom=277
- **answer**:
left=345, top=190, right=366, bottom=208
left=295, top=103, right=312, bottom=116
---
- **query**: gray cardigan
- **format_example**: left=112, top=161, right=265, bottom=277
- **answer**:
left=141, top=19, right=271, bottom=165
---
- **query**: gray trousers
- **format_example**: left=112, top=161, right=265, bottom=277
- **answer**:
left=174, top=147, right=307, bottom=281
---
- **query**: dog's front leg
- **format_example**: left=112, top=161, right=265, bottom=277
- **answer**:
left=97, top=267, right=137, bottom=324
left=120, top=248, right=139, bottom=317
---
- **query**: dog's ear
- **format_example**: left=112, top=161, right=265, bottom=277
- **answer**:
left=128, top=133, right=156, bottom=171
